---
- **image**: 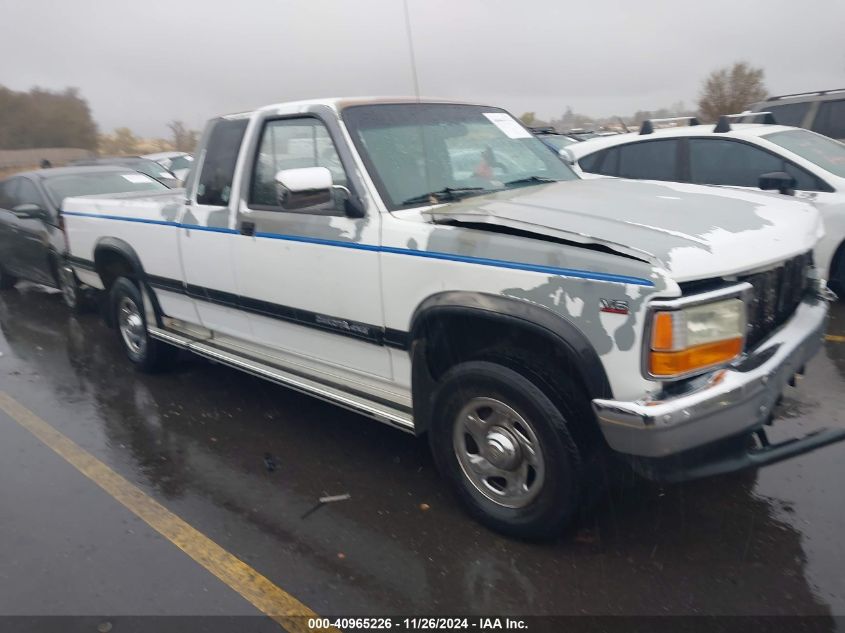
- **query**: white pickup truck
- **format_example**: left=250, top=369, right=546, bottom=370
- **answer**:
left=62, top=98, right=845, bottom=538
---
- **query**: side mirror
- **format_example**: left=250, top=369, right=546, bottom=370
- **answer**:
left=275, top=167, right=334, bottom=210
left=758, top=171, right=796, bottom=196
left=12, top=203, right=44, bottom=219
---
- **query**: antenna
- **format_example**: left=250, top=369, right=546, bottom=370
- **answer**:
left=403, top=0, right=421, bottom=101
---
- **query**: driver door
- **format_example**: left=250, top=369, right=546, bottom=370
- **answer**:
left=231, top=114, right=391, bottom=381
left=11, top=177, right=55, bottom=285
left=0, top=179, right=23, bottom=277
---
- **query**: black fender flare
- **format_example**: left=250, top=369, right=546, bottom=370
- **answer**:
left=408, top=291, right=613, bottom=434
left=94, top=237, right=145, bottom=279
left=93, top=237, right=165, bottom=327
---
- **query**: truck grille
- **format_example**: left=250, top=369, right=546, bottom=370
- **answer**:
left=741, top=252, right=811, bottom=349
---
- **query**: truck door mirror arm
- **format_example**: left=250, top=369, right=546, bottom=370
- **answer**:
left=274, top=167, right=365, bottom=217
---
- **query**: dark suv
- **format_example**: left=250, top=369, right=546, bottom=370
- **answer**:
left=748, top=88, right=845, bottom=142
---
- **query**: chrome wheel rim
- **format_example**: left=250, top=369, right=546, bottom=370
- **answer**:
left=453, top=397, right=545, bottom=508
left=59, top=268, right=77, bottom=309
left=118, top=296, right=146, bottom=356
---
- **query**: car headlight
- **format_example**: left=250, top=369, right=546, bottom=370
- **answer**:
left=647, top=298, right=746, bottom=379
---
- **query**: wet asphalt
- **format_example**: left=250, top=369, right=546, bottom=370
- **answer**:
left=0, top=284, right=843, bottom=625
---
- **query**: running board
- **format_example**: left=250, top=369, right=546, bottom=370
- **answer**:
left=149, top=326, right=415, bottom=433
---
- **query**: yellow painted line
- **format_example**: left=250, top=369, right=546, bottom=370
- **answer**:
left=0, top=392, right=335, bottom=633
left=826, top=334, right=845, bottom=343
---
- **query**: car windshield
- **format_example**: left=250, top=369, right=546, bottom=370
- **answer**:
left=763, top=129, right=845, bottom=179
left=44, top=171, right=168, bottom=207
left=539, top=135, right=577, bottom=150
left=342, top=103, right=577, bottom=209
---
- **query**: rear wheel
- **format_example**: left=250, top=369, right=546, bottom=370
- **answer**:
left=110, top=277, right=176, bottom=372
left=429, top=361, right=583, bottom=539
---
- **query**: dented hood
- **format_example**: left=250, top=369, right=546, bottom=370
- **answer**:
left=423, top=178, right=823, bottom=282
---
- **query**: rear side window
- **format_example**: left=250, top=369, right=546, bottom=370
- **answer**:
left=766, top=102, right=811, bottom=127
left=811, top=99, right=845, bottom=140
left=196, top=118, right=249, bottom=207
left=580, top=147, right=619, bottom=176
left=689, top=139, right=782, bottom=187
left=578, top=150, right=603, bottom=173
left=617, top=140, right=679, bottom=181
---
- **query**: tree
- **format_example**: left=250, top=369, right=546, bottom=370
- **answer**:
left=167, top=120, right=199, bottom=152
left=519, top=112, right=537, bottom=126
left=0, top=85, right=98, bottom=150
left=697, top=62, right=768, bottom=122
left=99, top=127, right=139, bottom=155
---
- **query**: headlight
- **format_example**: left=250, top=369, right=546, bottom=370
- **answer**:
left=647, top=298, right=746, bottom=379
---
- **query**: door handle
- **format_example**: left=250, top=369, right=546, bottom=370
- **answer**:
left=240, top=221, right=255, bottom=236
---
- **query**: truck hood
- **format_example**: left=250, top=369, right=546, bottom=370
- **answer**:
left=422, top=178, right=823, bottom=282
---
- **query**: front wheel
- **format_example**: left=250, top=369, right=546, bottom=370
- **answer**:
left=110, top=277, right=176, bottom=372
left=429, top=361, right=583, bottom=539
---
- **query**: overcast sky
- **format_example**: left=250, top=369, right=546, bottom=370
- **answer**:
left=2, top=0, right=843, bottom=137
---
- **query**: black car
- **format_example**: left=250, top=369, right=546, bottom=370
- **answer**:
left=69, top=156, right=181, bottom=188
left=0, top=166, right=169, bottom=310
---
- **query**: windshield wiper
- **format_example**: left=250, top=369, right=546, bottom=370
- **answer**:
left=504, top=176, right=557, bottom=187
left=401, top=187, right=485, bottom=206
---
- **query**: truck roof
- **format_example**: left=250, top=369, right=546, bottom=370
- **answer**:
left=223, top=96, right=495, bottom=119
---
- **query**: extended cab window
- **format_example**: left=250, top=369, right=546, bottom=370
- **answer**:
left=196, top=118, right=249, bottom=207
left=689, top=139, right=782, bottom=187
left=617, top=140, right=679, bottom=181
left=250, top=118, right=347, bottom=208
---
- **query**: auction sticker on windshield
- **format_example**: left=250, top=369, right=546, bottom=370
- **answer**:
left=122, top=174, right=154, bottom=184
left=483, top=112, right=532, bottom=139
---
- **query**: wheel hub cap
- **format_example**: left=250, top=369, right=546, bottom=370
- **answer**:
left=118, top=297, right=146, bottom=355
left=484, top=427, right=521, bottom=470
left=452, top=397, right=545, bottom=509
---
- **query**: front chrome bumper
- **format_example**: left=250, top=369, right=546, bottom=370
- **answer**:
left=592, top=295, right=829, bottom=459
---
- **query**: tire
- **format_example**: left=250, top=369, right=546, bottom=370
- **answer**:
left=829, top=252, right=845, bottom=298
left=429, top=360, right=583, bottom=540
left=57, top=265, right=89, bottom=314
left=110, top=276, right=176, bottom=372
left=0, top=263, right=17, bottom=290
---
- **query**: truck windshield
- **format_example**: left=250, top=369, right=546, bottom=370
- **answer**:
left=343, top=103, right=577, bottom=210
left=763, top=129, right=845, bottom=179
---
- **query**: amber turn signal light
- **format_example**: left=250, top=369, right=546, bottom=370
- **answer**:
left=649, top=338, right=744, bottom=377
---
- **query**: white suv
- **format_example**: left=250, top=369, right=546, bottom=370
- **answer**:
left=566, top=117, right=845, bottom=293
